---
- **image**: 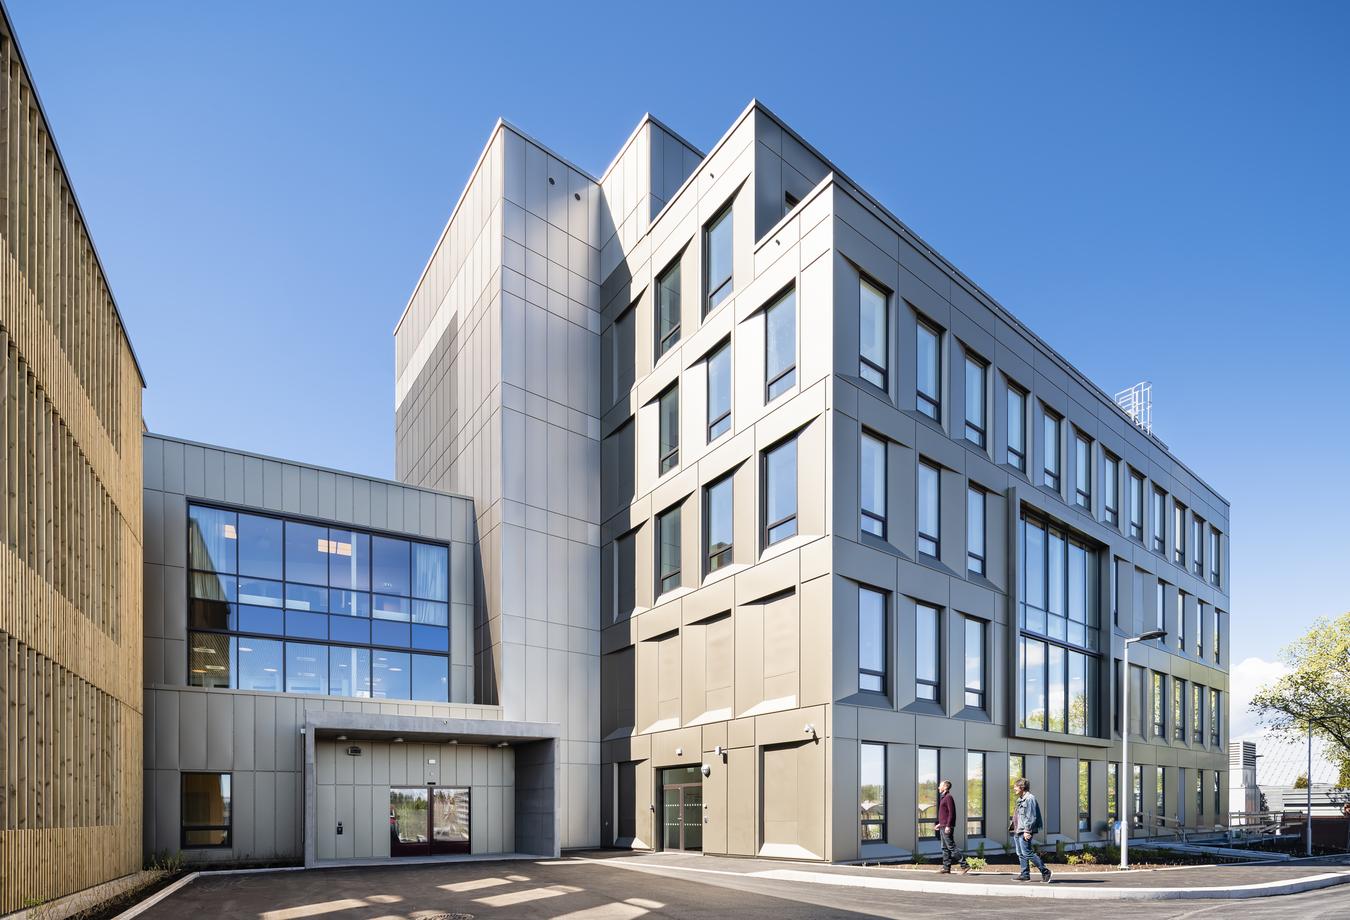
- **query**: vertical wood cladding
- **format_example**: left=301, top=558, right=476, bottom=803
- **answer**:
left=0, top=20, right=143, bottom=915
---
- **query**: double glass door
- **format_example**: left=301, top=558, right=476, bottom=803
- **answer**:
left=389, top=786, right=470, bottom=857
left=661, top=767, right=703, bottom=851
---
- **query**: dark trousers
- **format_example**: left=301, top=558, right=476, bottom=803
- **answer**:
left=939, top=827, right=966, bottom=868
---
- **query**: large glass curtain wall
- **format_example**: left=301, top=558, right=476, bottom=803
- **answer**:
left=1017, top=513, right=1101, bottom=736
left=187, top=503, right=451, bottom=702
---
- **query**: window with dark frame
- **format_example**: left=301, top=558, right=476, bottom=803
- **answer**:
left=1074, top=433, right=1091, bottom=509
left=966, top=752, right=986, bottom=837
left=1196, top=769, right=1204, bottom=817
left=656, top=505, right=682, bottom=596
left=1192, top=515, right=1204, bottom=576
left=764, top=288, right=797, bottom=402
left=1132, top=764, right=1144, bottom=828
left=1104, top=453, right=1120, bottom=526
left=704, top=202, right=734, bottom=313
left=916, top=603, right=941, bottom=702
left=658, top=384, right=679, bottom=475
left=783, top=190, right=801, bottom=216
left=185, top=504, right=451, bottom=703
left=1196, top=600, right=1206, bottom=658
left=1177, top=588, right=1187, bottom=651
left=1078, top=760, right=1091, bottom=831
left=1210, top=528, right=1221, bottom=586
left=964, top=353, right=987, bottom=446
left=917, top=746, right=939, bottom=839
left=182, top=772, right=231, bottom=848
left=1151, top=671, right=1165, bottom=738
left=655, top=257, right=681, bottom=358
left=860, top=432, right=887, bottom=539
left=1152, top=487, right=1166, bottom=553
left=917, top=461, right=940, bottom=557
left=859, top=587, right=887, bottom=693
left=1213, top=771, right=1221, bottom=815
left=916, top=319, right=942, bottom=420
left=1017, top=513, right=1100, bottom=737
left=1042, top=408, right=1061, bottom=491
left=704, top=474, right=734, bottom=574
left=859, top=277, right=888, bottom=390
left=964, top=616, right=985, bottom=709
left=860, top=742, right=887, bottom=842
left=966, top=485, right=985, bottom=576
left=1007, top=383, right=1027, bottom=471
left=1156, top=766, right=1166, bottom=822
left=1108, top=762, right=1119, bottom=822
left=1155, top=580, right=1166, bottom=633
left=1214, top=608, right=1222, bottom=663
left=1210, top=688, right=1221, bottom=746
left=763, top=436, right=798, bottom=547
left=1129, top=471, right=1145, bottom=541
left=1174, top=501, right=1187, bottom=566
left=1192, top=684, right=1204, bottom=743
left=1173, top=678, right=1186, bottom=741
left=706, top=340, right=731, bottom=442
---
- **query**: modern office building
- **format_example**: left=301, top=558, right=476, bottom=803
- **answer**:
left=395, top=100, right=1231, bottom=863
left=0, top=7, right=146, bottom=914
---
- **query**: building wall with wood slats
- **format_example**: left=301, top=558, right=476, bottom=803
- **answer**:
left=0, top=16, right=144, bottom=915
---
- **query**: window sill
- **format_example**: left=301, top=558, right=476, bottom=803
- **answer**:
left=903, top=699, right=945, bottom=718
left=844, top=690, right=893, bottom=709
left=860, top=531, right=903, bottom=558
left=916, top=553, right=957, bottom=578
left=954, top=706, right=990, bottom=723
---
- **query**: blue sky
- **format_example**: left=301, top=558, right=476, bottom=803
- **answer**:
left=8, top=1, right=1348, bottom=668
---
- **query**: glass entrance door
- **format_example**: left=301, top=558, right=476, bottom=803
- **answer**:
left=390, top=786, right=470, bottom=857
left=661, top=767, right=703, bottom=851
left=431, top=787, right=470, bottom=855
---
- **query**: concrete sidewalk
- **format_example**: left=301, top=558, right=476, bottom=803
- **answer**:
left=580, top=851, right=1350, bottom=900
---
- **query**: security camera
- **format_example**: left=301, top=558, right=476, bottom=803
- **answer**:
left=700, top=764, right=711, bottom=777
left=804, top=723, right=816, bottom=735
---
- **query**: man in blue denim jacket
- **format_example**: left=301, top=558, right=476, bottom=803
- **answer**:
left=1011, top=777, right=1052, bottom=882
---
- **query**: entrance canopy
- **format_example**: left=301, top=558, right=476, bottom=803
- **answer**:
left=302, top=711, right=560, bottom=866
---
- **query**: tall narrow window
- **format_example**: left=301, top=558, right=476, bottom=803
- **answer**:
left=1132, top=764, right=1144, bottom=828
left=1156, top=767, right=1166, bottom=821
left=656, top=505, right=681, bottom=596
left=917, top=747, right=939, bottom=839
left=1209, top=689, right=1220, bottom=746
left=1173, top=678, right=1186, bottom=741
left=1155, top=580, right=1166, bottom=633
left=1192, top=684, right=1204, bottom=744
left=1078, top=760, right=1091, bottom=831
left=658, top=385, right=679, bottom=475
left=1214, top=609, right=1222, bottom=664
left=1196, top=769, right=1204, bottom=818
left=916, top=603, right=940, bottom=701
left=860, top=432, right=887, bottom=538
left=1129, top=472, right=1145, bottom=540
left=1108, top=762, right=1119, bottom=822
left=1196, top=600, right=1206, bottom=658
left=967, top=753, right=986, bottom=837
left=1210, top=528, right=1221, bottom=586
left=858, top=278, right=888, bottom=389
left=916, top=320, right=941, bottom=419
left=917, top=461, right=940, bottom=557
left=1177, top=589, right=1187, bottom=651
left=1009, top=754, right=1027, bottom=824
left=765, top=288, right=797, bottom=402
left=966, top=486, right=985, bottom=575
left=1042, top=408, right=1061, bottom=491
left=704, top=203, right=734, bottom=313
left=1213, top=771, right=1221, bottom=815
left=1151, top=488, right=1166, bottom=553
left=859, top=587, right=887, bottom=693
left=1174, top=501, right=1187, bottom=566
left=1110, top=559, right=1119, bottom=626
left=763, top=437, right=798, bottom=546
left=1007, top=384, right=1027, bottom=471
left=1104, top=453, right=1120, bottom=526
left=1074, top=433, right=1092, bottom=508
left=1192, top=515, right=1204, bottom=576
left=964, top=354, right=986, bottom=446
left=704, top=474, right=734, bottom=573
left=1151, top=671, right=1165, bottom=738
left=964, top=617, right=985, bottom=709
left=706, top=340, right=731, bottom=442
left=860, top=743, right=887, bottom=842
left=656, top=258, right=681, bottom=357
left=182, top=773, right=232, bottom=848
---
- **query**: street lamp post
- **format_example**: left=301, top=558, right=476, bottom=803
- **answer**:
left=1121, top=628, right=1167, bottom=871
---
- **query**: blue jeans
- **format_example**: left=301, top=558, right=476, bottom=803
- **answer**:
left=1013, top=833, right=1047, bottom=877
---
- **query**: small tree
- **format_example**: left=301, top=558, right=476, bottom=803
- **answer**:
left=1294, top=773, right=1309, bottom=790
left=1251, top=613, right=1350, bottom=779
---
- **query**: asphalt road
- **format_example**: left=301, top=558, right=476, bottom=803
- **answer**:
left=135, top=854, right=1350, bottom=920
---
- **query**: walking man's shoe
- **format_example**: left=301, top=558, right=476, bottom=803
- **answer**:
left=1040, top=868, right=1053, bottom=883
left=939, top=867, right=951, bottom=874
left=1016, top=874, right=1031, bottom=881
left=959, top=864, right=971, bottom=875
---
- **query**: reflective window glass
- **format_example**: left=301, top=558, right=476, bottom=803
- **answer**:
left=189, top=506, right=237, bottom=573
left=327, top=530, right=370, bottom=591
left=372, top=650, right=411, bottom=700
left=330, top=646, right=371, bottom=698
left=238, top=577, right=283, bottom=608
left=859, top=587, right=886, bottom=693
left=237, top=513, right=282, bottom=579
left=859, top=278, right=888, bottom=388
left=705, top=204, right=734, bottom=311
left=764, top=437, right=798, bottom=546
left=918, top=461, right=940, bottom=557
left=656, top=259, right=682, bottom=357
left=285, top=582, right=328, bottom=613
left=372, top=536, right=411, bottom=596
left=373, top=594, right=411, bottom=622
left=659, top=385, right=680, bottom=475
left=285, top=522, right=329, bottom=586
left=330, top=590, right=371, bottom=618
left=705, top=475, right=734, bottom=573
left=237, top=638, right=283, bottom=692
left=860, top=433, right=887, bottom=538
left=412, top=600, right=448, bottom=626
left=284, top=642, right=327, bottom=695
left=916, top=321, right=941, bottom=419
left=707, top=341, right=731, bottom=441
left=412, top=543, right=449, bottom=601
left=412, top=654, right=449, bottom=702
left=188, top=632, right=233, bottom=688
left=765, top=289, right=797, bottom=401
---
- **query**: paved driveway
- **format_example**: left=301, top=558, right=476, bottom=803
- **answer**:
left=134, top=852, right=1350, bottom=920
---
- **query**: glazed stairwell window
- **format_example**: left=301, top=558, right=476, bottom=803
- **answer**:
left=860, top=432, right=887, bottom=538
left=656, top=505, right=682, bottom=596
left=658, top=384, right=679, bottom=475
left=917, top=461, right=941, bottom=558
left=706, top=340, right=731, bottom=442
left=858, top=586, right=888, bottom=693
left=1006, top=383, right=1027, bottom=471
left=916, top=319, right=942, bottom=420
left=1042, top=407, right=1062, bottom=492
left=762, top=435, right=799, bottom=547
left=765, top=288, right=797, bottom=402
left=964, top=353, right=987, bottom=447
left=704, top=473, right=734, bottom=574
left=656, top=256, right=682, bottom=358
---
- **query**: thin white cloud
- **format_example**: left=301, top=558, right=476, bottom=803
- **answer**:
left=1229, top=655, right=1290, bottom=743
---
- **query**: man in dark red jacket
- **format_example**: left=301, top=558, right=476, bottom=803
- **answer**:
left=936, top=780, right=969, bottom=874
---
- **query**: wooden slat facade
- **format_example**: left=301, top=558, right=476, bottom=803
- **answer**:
left=0, top=15, right=143, bottom=914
